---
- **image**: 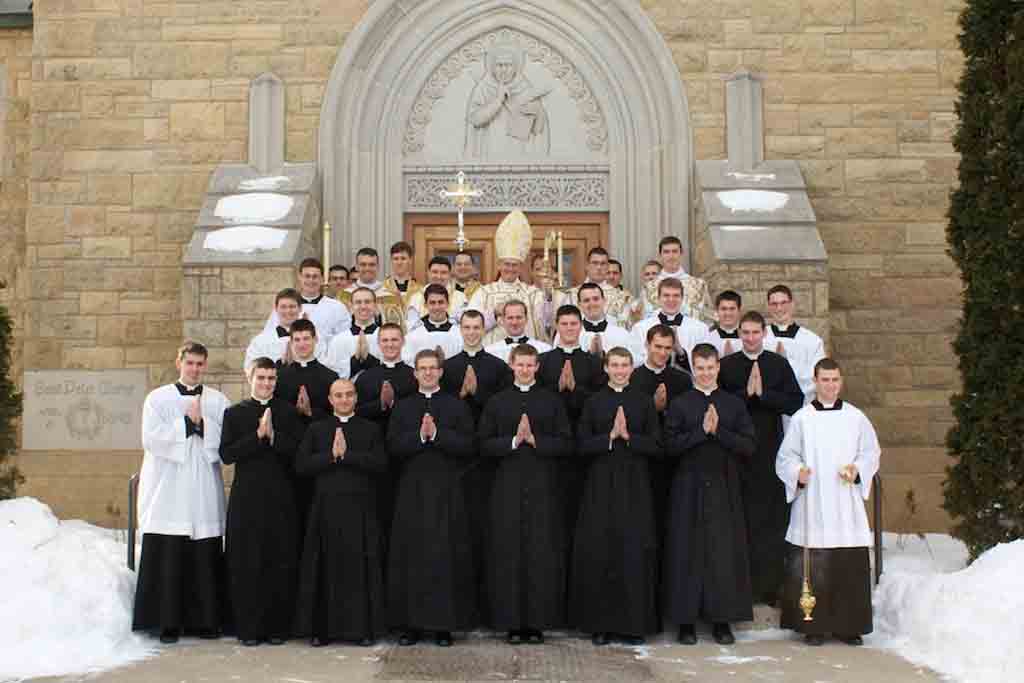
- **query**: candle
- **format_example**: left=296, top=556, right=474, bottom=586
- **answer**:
left=557, top=232, right=564, bottom=288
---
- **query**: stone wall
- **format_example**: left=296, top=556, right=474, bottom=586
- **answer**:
left=13, top=0, right=961, bottom=531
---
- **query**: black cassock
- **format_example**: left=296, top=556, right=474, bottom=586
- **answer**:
left=719, top=351, right=803, bottom=602
left=478, top=385, right=572, bottom=631
left=219, top=398, right=303, bottom=642
left=440, top=349, right=512, bottom=617
left=293, top=415, right=387, bottom=642
left=570, top=387, right=661, bottom=637
left=355, top=361, right=417, bottom=553
left=629, top=364, right=694, bottom=565
left=387, top=392, right=478, bottom=632
left=663, top=388, right=756, bottom=624
left=275, top=359, right=339, bottom=529
left=537, top=348, right=605, bottom=548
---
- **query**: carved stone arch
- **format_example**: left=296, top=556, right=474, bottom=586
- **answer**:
left=319, top=0, right=693, bottom=284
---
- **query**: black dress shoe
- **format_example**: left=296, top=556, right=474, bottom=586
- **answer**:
left=507, top=631, right=523, bottom=645
left=591, top=632, right=609, bottom=646
left=677, top=624, right=697, bottom=645
left=242, top=638, right=262, bottom=647
left=159, top=629, right=179, bottom=644
left=358, top=637, right=375, bottom=647
left=805, top=633, right=826, bottom=646
left=526, top=630, right=544, bottom=645
left=838, top=634, right=863, bottom=646
left=712, top=623, right=735, bottom=645
left=435, top=631, right=453, bottom=647
left=618, top=634, right=645, bottom=646
left=268, top=637, right=285, bottom=646
left=398, top=630, right=420, bottom=646
left=311, top=636, right=328, bottom=647
left=197, top=629, right=220, bottom=640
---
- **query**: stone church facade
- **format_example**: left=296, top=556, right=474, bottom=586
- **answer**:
left=1, top=0, right=961, bottom=531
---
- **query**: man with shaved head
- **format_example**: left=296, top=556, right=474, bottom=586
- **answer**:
left=294, top=378, right=387, bottom=647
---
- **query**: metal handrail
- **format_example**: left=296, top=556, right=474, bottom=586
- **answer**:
left=127, top=473, right=139, bottom=571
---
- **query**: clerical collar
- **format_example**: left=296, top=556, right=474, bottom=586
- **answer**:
left=505, top=335, right=529, bottom=345
left=658, top=311, right=684, bottom=326
left=293, top=357, right=317, bottom=368
left=644, top=362, right=666, bottom=375
left=419, top=388, right=439, bottom=398
left=351, top=320, right=380, bottom=336
left=301, top=294, right=323, bottom=304
left=462, top=345, right=482, bottom=357
left=175, top=382, right=203, bottom=396
left=382, top=359, right=401, bottom=369
left=812, top=399, right=843, bottom=411
left=275, top=325, right=291, bottom=338
left=455, top=282, right=466, bottom=292
left=558, top=345, right=581, bottom=354
left=713, top=326, right=739, bottom=338
left=515, top=382, right=536, bottom=392
left=742, top=348, right=763, bottom=361
left=608, top=384, right=627, bottom=393
left=771, top=323, right=801, bottom=339
left=696, top=385, right=717, bottom=397
left=422, top=316, right=453, bottom=333
left=250, top=395, right=271, bottom=406
left=335, top=413, right=353, bottom=423
left=582, top=318, right=608, bottom=333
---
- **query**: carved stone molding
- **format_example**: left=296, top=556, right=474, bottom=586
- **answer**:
left=404, top=167, right=609, bottom=212
left=404, top=27, right=608, bottom=157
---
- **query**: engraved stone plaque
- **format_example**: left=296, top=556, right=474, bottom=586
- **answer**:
left=22, top=370, right=148, bottom=451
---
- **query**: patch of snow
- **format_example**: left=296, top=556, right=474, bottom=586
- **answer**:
left=238, top=175, right=291, bottom=191
left=708, top=655, right=778, bottom=665
left=719, top=224, right=771, bottom=232
left=0, top=498, right=156, bottom=681
left=725, top=170, right=777, bottom=182
left=215, top=193, right=294, bottom=224
left=717, top=189, right=790, bottom=213
left=871, top=534, right=1022, bottom=683
left=203, top=226, right=288, bottom=254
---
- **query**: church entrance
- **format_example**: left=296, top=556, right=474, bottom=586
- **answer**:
left=404, top=212, right=608, bottom=284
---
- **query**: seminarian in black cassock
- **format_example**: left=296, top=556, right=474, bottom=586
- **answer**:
left=570, top=348, right=662, bottom=645
left=478, top=344, right=573, bottom=643
left=387, top=349, right=478, bottom=646
left=219, top=358, right=304, bottom=646
left=663, top=343, right=757, bottom=645
left=719, top=312, right=804, bottom=604
left=273, top=319, right=339, bottom=530
left=439, top=309, right=513, bottom=620
left=537, top=306, right=605, bottom=553
left=293, top=379, right=387, bottom=647
left=354, top=323, right=417, bottom=557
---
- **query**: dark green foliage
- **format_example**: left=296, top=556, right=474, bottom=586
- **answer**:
left=944, top=1, right=1024, bottom=560
left=0, top=302, right=23, bottom=499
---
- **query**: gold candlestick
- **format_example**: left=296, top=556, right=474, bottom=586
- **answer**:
left=799, top=473, right=816, bottom=622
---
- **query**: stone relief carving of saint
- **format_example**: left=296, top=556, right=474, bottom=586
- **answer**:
left=465, top=45, right=551, bottom=159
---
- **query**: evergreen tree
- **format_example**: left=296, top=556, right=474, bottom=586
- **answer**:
left=944, top=1, right=1024, bottom=559
left=0, top=301, right=23, bottom=499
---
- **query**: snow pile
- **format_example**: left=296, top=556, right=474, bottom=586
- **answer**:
left=0, top=498, right=155, bottom=681
left=203, top=225, right=288, bottom=254
left=238, top=175, right=291, bottom=191
left=717, top=189, right=789, bottom=213
left=872, top=534, right=1024, bottom=683
left=214, top=192, right=293, bottom=223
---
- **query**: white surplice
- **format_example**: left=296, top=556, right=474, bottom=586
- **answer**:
left=776, top=401, right=881, bottom=548
left=323, top=327, right=381, bottom=378
left=138, top=384, right=231, bottom=540
left=243, top=328, right=328, bottom=370
left=263, top=295, right=351, bottom=345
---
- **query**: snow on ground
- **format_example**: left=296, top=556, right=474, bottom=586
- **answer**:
left=203, top=225, right=288, bottom=253
left=214, top=192, right=294, bottom=223
left=0, top=498, right=155, bottom=681
left=870, top=532, right=1024, bottom=683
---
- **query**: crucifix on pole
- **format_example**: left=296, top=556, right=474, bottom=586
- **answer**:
left=438, top=171, right=482, bottom=252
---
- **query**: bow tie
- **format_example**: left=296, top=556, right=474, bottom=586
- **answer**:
left=422, top=317, right=453, bottom=333
left=659, top=312, right=683, bottom=327
left=583, top=319, right=608, bottom=333
left=302, top=295, right=323, bottom=305
left=505, top=336, right=528, bottom=345
left=175, top=382, right=203, bottom=396
left=714, top=327, right=739, bottom=339
left=275, top=326, right=290, bottom=338
left=352, top=322, right=380, bottom=336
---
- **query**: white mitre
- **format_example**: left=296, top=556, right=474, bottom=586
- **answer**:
left=495, top=209, right=533, bottom=263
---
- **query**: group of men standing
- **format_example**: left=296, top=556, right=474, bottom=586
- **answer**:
left=133, top=210, right=881, bottom=651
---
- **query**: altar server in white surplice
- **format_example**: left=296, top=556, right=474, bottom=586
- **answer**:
left=484, top=298, right=552, bottom=364
left=554, top=282, right=638, bottom=363
left=132, top=341, right=231, bottom=644
left=764, top=284, right=826, bottom=407
left=245, top=288, right=327, bottom=372
left=324, top=286, right=383, bottom=379
left=775, top=358, right=880, bottom=647
left=263, top=258, right=351, bottom=346
left=402, top=284, right=464, bottom=365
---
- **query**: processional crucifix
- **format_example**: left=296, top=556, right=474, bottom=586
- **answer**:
left=439, top=171, right=482, bottom=251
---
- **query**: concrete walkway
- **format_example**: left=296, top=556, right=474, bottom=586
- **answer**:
left=43, top=631, right=939, bottom=683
